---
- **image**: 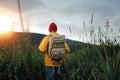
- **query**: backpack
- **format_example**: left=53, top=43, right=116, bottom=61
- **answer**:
left=48, top=35, right=65, bottom=60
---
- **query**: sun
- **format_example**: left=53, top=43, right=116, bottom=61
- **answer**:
left=0, top=15, right=12, bottom=33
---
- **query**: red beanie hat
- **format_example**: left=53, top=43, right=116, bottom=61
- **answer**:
left=49, top=22, right=57, bottom=32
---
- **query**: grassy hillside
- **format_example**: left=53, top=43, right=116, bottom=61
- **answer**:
left=0, top=32, right=119, bottom=80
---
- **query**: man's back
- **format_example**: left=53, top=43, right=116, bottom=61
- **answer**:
left=39, top=32, right=70, bottom=66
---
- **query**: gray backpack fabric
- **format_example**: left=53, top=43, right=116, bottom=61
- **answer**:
left=48, top=35, right=65, bottom=60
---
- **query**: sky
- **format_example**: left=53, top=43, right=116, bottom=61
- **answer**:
left=0, top=0, right=120, bottom=43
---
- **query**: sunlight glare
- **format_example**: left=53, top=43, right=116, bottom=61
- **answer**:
left=0, top=15, right=12, bottom=33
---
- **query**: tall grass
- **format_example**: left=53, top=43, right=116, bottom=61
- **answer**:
left=0, top=32, right=45, bottom=80
left=63, top=44, right=119, bottom=80
left=64, top=46, right=102, bottom=80
left=0, top=31, right=119, bottom=80
left=63, top=14, right=120, bottom=80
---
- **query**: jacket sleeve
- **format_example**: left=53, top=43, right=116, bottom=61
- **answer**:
left=38, top=36, right=48, bottom=52
left=65, top=42, right=70, bottom=53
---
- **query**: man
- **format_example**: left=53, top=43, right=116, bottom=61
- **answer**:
left=38, top=22, right=70, bottom=80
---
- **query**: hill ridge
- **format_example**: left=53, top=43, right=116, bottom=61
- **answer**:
left=0, top=32, right=88, bottom=52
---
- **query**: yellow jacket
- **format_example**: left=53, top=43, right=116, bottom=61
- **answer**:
left=38, top=32, right=70, bottom=67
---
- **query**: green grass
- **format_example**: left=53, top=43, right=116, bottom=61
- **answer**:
left=0, top=33, right=45, bottom=80
left=63, top=44, right=120, bottom=80
left=0, top=36, right=119, bottom=80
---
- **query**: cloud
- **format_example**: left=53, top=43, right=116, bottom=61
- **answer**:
left=0, top=0, right=119, bottom=41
